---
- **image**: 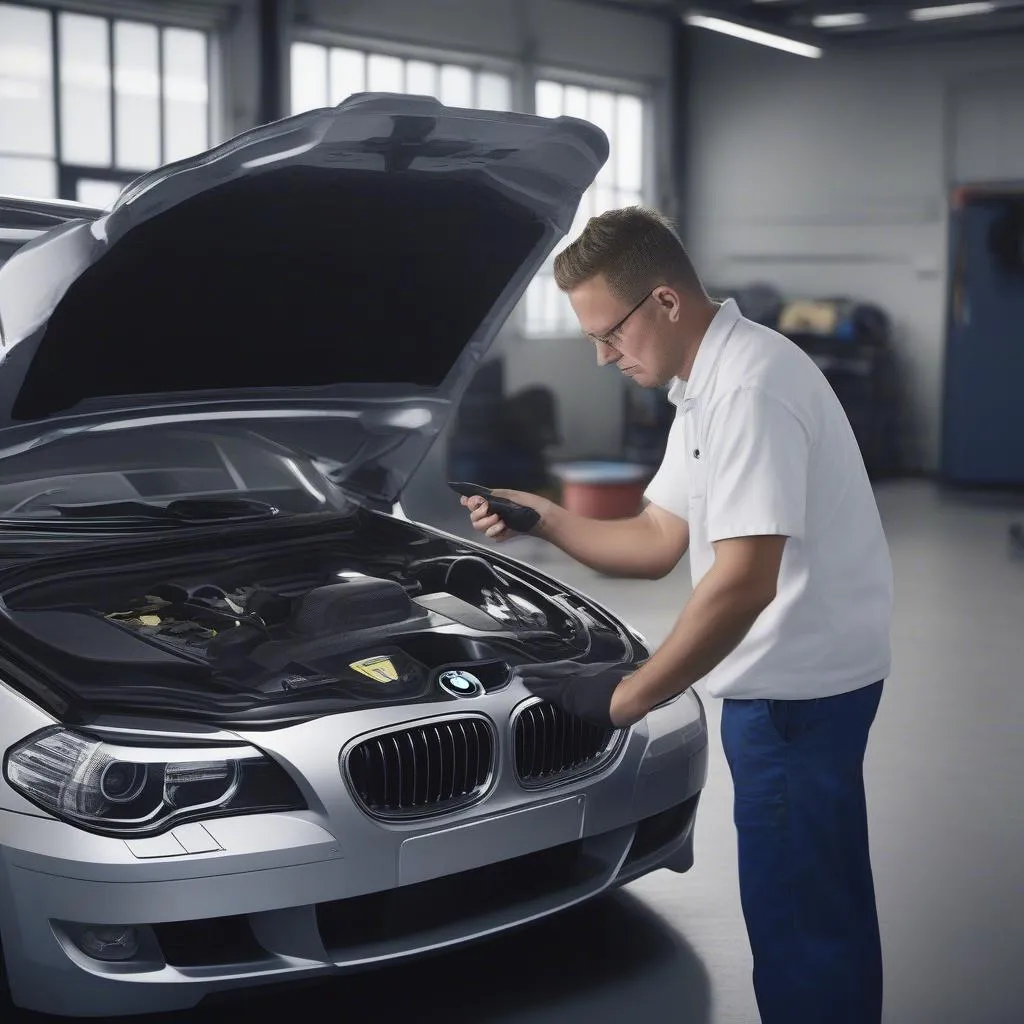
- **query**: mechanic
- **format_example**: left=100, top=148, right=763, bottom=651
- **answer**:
left=459, top=206, right=893, bottom=1024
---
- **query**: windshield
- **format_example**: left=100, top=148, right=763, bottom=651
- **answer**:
left=0, top=426, right=356, bottom=523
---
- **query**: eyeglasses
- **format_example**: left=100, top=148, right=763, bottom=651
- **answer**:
left=586, top=290, right=655, bottom=347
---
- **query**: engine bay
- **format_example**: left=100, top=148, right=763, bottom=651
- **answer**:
left=0, top=519, right=635, bottom=718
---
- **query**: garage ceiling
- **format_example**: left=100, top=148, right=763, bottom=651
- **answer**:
left=596, top=0, right=1024, bottom=43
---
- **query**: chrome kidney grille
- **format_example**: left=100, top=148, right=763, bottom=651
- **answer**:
left=346, top=717, right=495, bottom=819
left=513, top=699, right=617, bottom=786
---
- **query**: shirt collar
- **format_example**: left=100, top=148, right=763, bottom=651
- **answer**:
left=666, top=298, right=742, bottom=407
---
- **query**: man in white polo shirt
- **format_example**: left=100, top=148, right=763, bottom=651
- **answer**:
left=460, top=206, right=893, bottom=1024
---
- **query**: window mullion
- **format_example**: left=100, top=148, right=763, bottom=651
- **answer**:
left=206, top=30, right=215, bottom=148
left=50, top=8, right=63, bottom=194
left=108, top=17, right=117, bottom=170
left=157, top=26, right=166, bottom=164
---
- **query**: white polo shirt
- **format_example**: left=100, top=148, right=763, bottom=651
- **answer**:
left=644, top=299, right=893, bottom=701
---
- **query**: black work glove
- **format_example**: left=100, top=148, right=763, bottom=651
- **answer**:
left=516, top=660, right=631, bottom=728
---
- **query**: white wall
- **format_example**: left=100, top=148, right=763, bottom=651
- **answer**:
left=685, top=30, right=1024, bottom=472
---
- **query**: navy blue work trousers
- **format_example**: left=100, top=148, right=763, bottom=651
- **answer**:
left=720, top=680, right=884, bottom=1024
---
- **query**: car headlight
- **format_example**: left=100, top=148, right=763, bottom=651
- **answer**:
left=4, top=727, right=305, bottom=838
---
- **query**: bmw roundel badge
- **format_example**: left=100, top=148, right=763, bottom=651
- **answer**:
left=438, top=669, right=484, bottom=697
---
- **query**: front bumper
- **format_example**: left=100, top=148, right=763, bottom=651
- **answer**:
left=0, top=693, right=707, bottom=1018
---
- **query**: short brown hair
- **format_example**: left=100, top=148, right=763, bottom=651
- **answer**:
left=553, top=206, right=702, bottom=302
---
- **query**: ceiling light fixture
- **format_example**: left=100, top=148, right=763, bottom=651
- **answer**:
left=812, top=12, right=869, bottom=28
left=684, top=13, right=823, bottom=58
left=909, top=2, right=997, bottom=19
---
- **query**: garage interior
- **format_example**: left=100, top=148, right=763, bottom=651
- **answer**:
left=1, top=1, right=1022, bottom=1022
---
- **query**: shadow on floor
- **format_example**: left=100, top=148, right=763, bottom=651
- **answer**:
left=17, top=891, right=711, bottom=1024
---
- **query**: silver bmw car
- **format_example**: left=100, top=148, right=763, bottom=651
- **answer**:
left=0, top=94, right=708, bottom=1018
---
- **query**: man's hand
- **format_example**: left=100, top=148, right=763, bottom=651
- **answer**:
left=461, top=489, right=551, bottom=542
left=515, top=660, right=638, bottom=728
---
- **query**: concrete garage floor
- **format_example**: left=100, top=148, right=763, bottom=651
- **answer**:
left=14, top=481, right=1022, bottom=1024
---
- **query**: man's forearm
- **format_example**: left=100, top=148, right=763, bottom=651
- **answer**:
left=537, top=503, right=676, bottom=579
left=611, top=565, right=773, bottom=721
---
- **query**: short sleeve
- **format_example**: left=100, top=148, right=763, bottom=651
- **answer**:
left=643, top=413, right=690, bottom=521
left=704, top=387, right=811, bottom=542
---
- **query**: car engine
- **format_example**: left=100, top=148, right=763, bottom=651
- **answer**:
left=0, top=535, right=635, bottom=718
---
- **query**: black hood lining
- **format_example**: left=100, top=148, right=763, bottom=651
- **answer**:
left=12, top=165, right=545, bottom=421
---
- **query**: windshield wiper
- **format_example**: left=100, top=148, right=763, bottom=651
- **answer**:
left=46, top=498, right=282, bottom=524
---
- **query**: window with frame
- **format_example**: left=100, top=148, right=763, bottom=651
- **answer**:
left=0, top=2, right=212, bottom=207
left=289, top=41, right=513, bottom=114
left=525, top=79, right=649, bottom=336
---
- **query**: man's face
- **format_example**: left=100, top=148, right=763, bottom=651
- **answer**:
left=567, top=274, right=682, bottom=388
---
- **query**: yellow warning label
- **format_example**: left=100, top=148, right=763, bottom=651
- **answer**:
left=349, top=656, right=399, bottom=683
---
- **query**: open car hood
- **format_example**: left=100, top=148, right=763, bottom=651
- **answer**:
left=0, top=93, right=607, bottom=507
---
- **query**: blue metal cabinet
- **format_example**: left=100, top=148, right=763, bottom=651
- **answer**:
left=942, top=193, right=1024, bottom=485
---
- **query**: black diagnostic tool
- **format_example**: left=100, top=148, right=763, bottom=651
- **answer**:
left=447, top=481, right=541, bottom=533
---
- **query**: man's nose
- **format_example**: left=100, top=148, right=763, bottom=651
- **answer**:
left=595, top=340, right=618, bottom=367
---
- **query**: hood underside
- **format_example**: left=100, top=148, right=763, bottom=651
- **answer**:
left=0, top=94, right=607, bottom=505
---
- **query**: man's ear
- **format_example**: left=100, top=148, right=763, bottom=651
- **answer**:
left=654, top=285, right=682, bottom=320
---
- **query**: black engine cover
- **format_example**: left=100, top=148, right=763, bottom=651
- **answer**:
left=288, top=577, right=415, bottom=635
